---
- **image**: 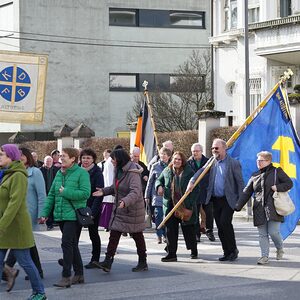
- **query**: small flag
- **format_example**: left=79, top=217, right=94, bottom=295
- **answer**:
left=228, top=85, right=300, bottom=239
left=134, top=98, right=157, bottom=165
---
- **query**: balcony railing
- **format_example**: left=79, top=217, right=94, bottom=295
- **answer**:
left=249, top=15, right=300, bottom=31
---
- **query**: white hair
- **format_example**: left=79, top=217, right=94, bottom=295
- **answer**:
left=131, top=146, right=141, bottom=155
left=191, top=143, right=203, bottom=152
left=44, top=155, right=53, bottom=164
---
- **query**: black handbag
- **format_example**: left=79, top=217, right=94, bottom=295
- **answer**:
left=67, top=199, right=94, bottom=227
left=75, top=207, right=94, bottom=227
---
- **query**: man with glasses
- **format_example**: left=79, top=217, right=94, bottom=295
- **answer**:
left=187, top=143, right=215, bottom=242
left=187, top=139, right=244, bottom=261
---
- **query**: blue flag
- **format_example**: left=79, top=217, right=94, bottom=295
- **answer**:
left=228, top=86, right=300, bottom=239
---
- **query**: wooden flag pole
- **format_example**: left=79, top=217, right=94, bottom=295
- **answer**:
left=157, top=69, right=293, bottom=230
left=142, top=80, right=160, bottom=153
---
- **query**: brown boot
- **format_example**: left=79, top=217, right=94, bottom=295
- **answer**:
left=71, top=274, right=84, bottom=285
left=3, top=265, right=19, bottom=292
left=53, top=277, right=71, bottom=288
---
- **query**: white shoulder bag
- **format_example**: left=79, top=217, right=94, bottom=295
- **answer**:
left=273, top=169, right=295, bottom=216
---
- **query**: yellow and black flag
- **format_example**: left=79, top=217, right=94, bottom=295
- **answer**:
left=134, top=99, right=157, bottom=164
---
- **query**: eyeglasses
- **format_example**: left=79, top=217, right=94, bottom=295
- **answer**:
left=257, top=159, right=267, bottom=162
left=211, top=147, right=219, bottom=150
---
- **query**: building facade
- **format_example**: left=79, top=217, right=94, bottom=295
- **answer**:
left=0, top=0, right=211, bottom=138
left=210, top=0, right=300, bottom=132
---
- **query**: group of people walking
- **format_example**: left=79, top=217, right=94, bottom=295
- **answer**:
left=0, top=138, right=293, bottom=299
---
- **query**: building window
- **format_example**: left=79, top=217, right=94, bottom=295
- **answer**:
left=139, top=74, right=171, bottom=91
left=109, top=73, right=205, bottom=92
left=169, top=11, right=205, bottom=28
left=230, top=0, right=237, bottom=29
left=225, top=81, right=236, bottom=96
left=170, top=74, right=205, bottom=92
left=250, top=77, right=261, bottom=113
left=280, top=0, right=292, bottom=17
left=109, top=8, right=205, bottom=29
left=224, top=0, right=237, bottom=31
left=109, top=74, right=138, bottom=91
left=138, top=10, right=169, bottom=27
left=109, top=8, right=137, bottom=26
left=248, top=7, right=260, bottom=23
left=0, top=2, right=13, bottom=31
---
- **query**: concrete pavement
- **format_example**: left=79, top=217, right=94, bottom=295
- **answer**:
left=2, top=215, right=300, bottom=300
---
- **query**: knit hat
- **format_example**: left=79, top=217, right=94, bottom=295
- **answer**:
left=1, top=144, right=21, bottom=161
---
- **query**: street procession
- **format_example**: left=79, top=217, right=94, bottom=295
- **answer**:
left=0, top=1, right=300, bottom=300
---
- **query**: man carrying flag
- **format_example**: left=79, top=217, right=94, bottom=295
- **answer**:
left=188, top=139, right=244, bottom=262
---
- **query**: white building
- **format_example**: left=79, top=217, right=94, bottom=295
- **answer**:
left=0, top=0, right=211, bottom=140
left=210, top=0, right=300, bottom=132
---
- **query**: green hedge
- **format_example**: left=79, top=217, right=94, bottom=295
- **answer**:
left=21, top=127, right=239, bottom=163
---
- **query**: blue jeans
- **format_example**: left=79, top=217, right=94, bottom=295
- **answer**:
left=154, top=206, right=165, bottom=238
left=0, top=248, right=45, bottom=294
left=257, top=220, right=283, bottom=257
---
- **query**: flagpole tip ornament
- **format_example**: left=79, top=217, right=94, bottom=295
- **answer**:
left=142, top=80, right=148, bottom=91
left=281, top=69, right=293, bottom=82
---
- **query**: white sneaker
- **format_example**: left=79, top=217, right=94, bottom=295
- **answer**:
left=276, top=249, right=284, bottom=260
left=257, top=256, right=269, bottom=265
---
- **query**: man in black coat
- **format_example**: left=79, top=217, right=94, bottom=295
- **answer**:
left=40, top=155, right=60, bottom=230
left=187, top=143, right=215, bottom=242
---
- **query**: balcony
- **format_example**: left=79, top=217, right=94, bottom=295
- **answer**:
left=250, top=15, right=300, bottom=63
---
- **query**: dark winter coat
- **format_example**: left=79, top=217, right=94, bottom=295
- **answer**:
left=40, top=165, right=59, bottom=194
left=187, top=155, right=209, bottom=204
left=155, top=164, right=197, bottom=225
left=236, top=165, right=293, bottom=226
left=84, top=164, right=104, bottom=217
left=102, top=161, right=146, bottom=233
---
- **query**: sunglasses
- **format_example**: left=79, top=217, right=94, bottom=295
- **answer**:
left=211, top=147, right=219, bottom=150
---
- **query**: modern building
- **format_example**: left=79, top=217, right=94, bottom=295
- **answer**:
left=210, top=0, right=300, bottom=132
left=0, top=0, right=211, bottom=138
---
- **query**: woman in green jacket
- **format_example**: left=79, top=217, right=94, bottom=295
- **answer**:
left=156, top=151, right=198, bottom=262
left=40, top=148, right=90, bottom=288
left=0, top=144, right=46, bottom=300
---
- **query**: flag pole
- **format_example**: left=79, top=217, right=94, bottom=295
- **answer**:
left=142, top=80, right=160, bottom=153
left=157, top=69, right=293, bottom=230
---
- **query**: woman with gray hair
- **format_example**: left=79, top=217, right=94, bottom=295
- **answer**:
left=235, top=151, right=293, bottom=265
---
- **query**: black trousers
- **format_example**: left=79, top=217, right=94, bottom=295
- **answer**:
left=106, top=230, right=147, bottom=259
left=77, top=215, right=101, bottom=262
left=165, top=215, right=197, bottom=256
left=6, top=244, right=43, bottom=274
left=195, top=201, right=214, bottom=237
left=212, top=197, right=237, bottom=256
left=59, top=221, right=83, bottom=277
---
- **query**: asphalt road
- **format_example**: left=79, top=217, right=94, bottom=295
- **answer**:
left=2, top=215, right=300, bottom=300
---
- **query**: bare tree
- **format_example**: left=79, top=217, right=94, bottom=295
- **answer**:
left=127, top=50, right=211, bottom=132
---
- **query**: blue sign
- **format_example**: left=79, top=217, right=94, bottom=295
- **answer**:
left=0, top=66, right=31, bottom=103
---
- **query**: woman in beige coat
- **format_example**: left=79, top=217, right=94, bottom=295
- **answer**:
left=93, top=149, right=147, bottom=273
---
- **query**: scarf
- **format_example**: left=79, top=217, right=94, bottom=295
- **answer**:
left=171, top=167, right=183, bottom=204
left=0, top=168, right=7, bottom=184
left=81, top=163, right=95, bottom=172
